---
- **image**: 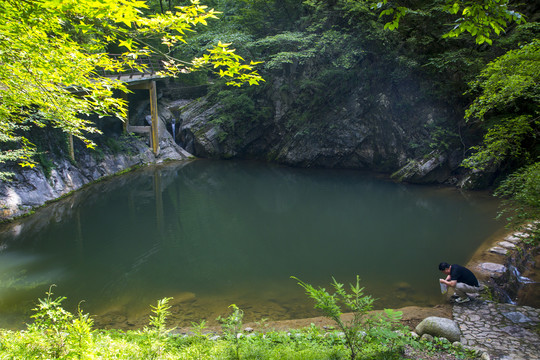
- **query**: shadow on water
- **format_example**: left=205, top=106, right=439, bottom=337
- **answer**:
left=0, top=160, right=503, bottom=330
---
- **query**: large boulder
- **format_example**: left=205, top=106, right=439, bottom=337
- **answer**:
left=415, top=316, right=461, bottom=343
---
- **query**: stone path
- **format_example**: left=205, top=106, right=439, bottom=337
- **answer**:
left=453, top=300, right=540, bottom=360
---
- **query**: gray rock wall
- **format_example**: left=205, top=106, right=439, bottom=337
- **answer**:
left=0, top=113, right=192, bottom=222
left=176, top=76, right=465, bottom=184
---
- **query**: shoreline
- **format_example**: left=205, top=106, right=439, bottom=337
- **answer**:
left=198, top=226, right=536, bottom=335
left=172, top=304, right=454, bottom=335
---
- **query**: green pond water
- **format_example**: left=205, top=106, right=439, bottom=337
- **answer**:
left=0, top=160, right=503, bottom=330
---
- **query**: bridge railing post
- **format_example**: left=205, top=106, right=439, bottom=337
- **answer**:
left=149, top=80, right=159, bottom=155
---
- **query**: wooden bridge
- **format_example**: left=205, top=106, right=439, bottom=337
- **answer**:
left=102, top=55, right=167, bottom=156
left=64, top=55, right=168, bottom=159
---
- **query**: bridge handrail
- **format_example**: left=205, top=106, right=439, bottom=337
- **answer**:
left=95, top=54, right=165, bottom=79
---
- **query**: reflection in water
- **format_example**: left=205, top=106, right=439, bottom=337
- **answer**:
left=0, top=160, right=502, bottom=330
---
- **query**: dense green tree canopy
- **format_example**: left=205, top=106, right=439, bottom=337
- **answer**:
left=372, top=0, right=525, bottom=44
left=0, top=0, right=263, bottom=178
left=462, top=38, right=539, bottom=234
left=462, top=39, right=539, bottom=171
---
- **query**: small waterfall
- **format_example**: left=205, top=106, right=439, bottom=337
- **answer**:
left=171, top=117, right=176, bottom=143
left=501, top=291, right=517, bottom=305
left=491, top=264, right=538, bottom=304
left=509, top=265, right=535, bottom=284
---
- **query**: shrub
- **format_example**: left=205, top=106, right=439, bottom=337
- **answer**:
left=292, top=275, right=404, bottom=360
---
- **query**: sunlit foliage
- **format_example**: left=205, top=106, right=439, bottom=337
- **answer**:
left=0, top=0, right=263, bottom=173
left=371, top=0, right=525, bottom=44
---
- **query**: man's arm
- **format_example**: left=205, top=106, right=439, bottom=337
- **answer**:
left=440, top=278, right=457, bottom=287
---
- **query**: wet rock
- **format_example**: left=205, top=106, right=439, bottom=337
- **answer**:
left=513, top=232, right=530, bottom=239
left=504, top=235, right=522, bottom=243
left=392, top=151, right=452, bottom=184
left=479, top=263, right=507, bottom=273
left=501, top=312, right=531, bottom=323
left=498, top=241, right=517, bottom=249
left=489, top=247, right=508, bottom=255
left=415, top=316, right=461, bottom=343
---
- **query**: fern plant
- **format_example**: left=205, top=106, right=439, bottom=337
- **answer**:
left=292, top=275, right=403, bottom=360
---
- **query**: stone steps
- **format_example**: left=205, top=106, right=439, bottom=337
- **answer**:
left=453, top=300, right=540, bottom=360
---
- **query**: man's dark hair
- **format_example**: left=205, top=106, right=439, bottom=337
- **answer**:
left=439, top=262, right=450, bottom=271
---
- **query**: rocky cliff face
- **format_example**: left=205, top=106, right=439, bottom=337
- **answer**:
left=177, top=73, right=466, bottom=185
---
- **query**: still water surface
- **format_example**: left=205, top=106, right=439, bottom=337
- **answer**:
left=0, top=160, right=503, bottom=330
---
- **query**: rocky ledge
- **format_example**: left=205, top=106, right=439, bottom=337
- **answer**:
left=0, top=119, right=193, bottom=221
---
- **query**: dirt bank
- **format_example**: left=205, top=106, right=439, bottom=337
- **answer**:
left=249, top=304, right=453, bottom=332
left=174, top=304, right=453, bottom=334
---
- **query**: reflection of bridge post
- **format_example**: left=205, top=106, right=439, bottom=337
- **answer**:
left=154, top=169, right=164, bottom=235
left=75, top=206, right=84, bottom=259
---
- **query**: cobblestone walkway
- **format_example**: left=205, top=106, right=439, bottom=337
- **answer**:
left=453, top=300, right=540, bottom=360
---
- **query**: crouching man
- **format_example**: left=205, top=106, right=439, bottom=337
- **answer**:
left=439, top=262, right=482, bottom=303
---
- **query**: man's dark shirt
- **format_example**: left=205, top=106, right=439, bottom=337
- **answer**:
left=450, top=264, right=479, bottom=287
